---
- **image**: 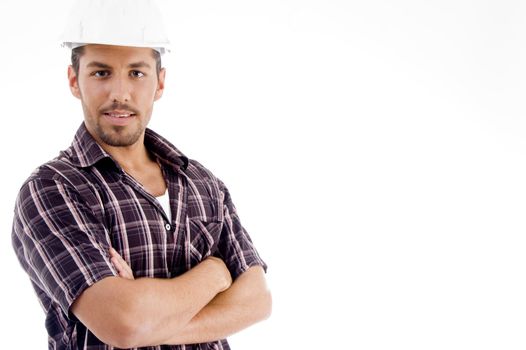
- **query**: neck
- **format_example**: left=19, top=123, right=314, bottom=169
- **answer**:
left=98, top=135, right=153, bottom=173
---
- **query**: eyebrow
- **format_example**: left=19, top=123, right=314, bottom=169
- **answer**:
left=85, top=61, right=152, bottom=70
left=86, top=61, right=112, bottom=69
left=128, top=61, right=152, bottom=69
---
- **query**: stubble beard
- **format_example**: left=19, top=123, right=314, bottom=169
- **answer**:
left=94, top=122, right=144, bottom=147
left=81, top=98, right=145, bottom=147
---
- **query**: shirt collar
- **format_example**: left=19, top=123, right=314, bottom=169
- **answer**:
left=144, top=128, right=189, bottom=171
left=61, top=123, right=188, bottom=172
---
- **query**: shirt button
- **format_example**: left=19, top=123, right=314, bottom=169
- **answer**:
left=165, top=223, right=171, bottom=231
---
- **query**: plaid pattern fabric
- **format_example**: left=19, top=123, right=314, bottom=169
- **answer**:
left=12, top=123, right=267, bottom=350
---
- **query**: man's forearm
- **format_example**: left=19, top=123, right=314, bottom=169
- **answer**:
left=128, top=259, right=232, bottom=347
left=72, top=257, right=231, bottom=348
left=164, top=266, right=272, bottom=345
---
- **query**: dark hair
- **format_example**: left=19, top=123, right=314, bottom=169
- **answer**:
left=71, top=46, right=162, bottom=78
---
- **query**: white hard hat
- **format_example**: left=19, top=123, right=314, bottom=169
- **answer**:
left=60, top=0, right=170, bottom=54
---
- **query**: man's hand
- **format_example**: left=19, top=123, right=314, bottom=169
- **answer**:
left=109, top=248, right=232, bottom=292
left=203, top=256, right=233, bottom=292
left=110, top=247, right=134, bottom=280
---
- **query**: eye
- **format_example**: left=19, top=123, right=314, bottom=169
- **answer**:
left=131, top=70, right=145, bottom=78
left=92, top=70, right=110, bottom=78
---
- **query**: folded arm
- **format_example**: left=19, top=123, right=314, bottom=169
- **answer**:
left=166, top=265, right=271, bottom=345
left=110, top=249, right=271, bottom=345
left=71, top=255, right=232, bottom=348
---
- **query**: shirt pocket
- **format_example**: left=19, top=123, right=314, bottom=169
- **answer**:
left=183, top=181, right=223, bottom=270
left=184, top=197, right=224, bottom=269
left=184, top=189, right=223, bottom=270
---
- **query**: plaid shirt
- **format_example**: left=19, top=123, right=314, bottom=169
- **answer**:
left=12, top=123, right=267, bottom=350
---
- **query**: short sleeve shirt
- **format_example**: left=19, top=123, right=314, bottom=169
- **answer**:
left=11, top=123, right=267, bottom=350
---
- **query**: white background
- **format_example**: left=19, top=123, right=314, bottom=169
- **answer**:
left=1, top=0, right=526, bottom=349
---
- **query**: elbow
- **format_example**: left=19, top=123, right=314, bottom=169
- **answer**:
left=104, top=315, right=155, bottom=349
left=111, top=304, right=163, bottom=348
left=115, top=332, right=151, bottom=349
left=263, top=289, right=273, bottom=320
left=71, top=277, right=157, bottom=348
left=247, top=266, right=272, bottom=322
left=104, top=328, right=136, bottom=349
left=96, top=313, right=144, bottom=349
left=257, top=288, right=273, bottom=322
left=88, top=299, right=154, bottom=348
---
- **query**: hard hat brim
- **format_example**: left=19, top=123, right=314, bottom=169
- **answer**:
left=62, top=41, right=170, bottom=55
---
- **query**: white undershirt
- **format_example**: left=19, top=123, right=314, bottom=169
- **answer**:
left=156, top=190, right=171, bottom=222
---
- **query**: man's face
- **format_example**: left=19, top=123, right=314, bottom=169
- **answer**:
left=68, top=45, right=165, bottom=148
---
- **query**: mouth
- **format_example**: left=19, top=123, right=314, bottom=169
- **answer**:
left=103, top=110, right=136, bottom=118
left=102, top=110, right=137, bottom=126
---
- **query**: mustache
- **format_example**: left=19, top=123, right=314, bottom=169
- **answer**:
left=99, top=102, right=140, bottom=115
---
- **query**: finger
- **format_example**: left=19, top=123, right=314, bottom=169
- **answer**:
left=116, top=253, right=133, bottom=276
left=111, top=248, right=129, bottom=269
left=112, top=257, right=134, bottom=279
left=110, top=248, right=134, bottom=279
left=110, top=248, right=127, bottom=270
left=111, top=256, right=123, bottom=272
left=115, top=256, right=133, bottom=278
left=109, top=247, right=120, bottom=258
left=120, top=257, right=134, bottom=277
left=125, top=264, right=134, bottom=278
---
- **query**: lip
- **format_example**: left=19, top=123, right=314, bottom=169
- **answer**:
left=102, top=110, right=137, bottom=126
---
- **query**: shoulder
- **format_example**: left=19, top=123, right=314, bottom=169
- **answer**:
left=184, top=157, right=225, bottom=193
left=15, top=157, right=101, bottom=212
left=19, top=158, right=86, bottom=190
left=185, top=158, right=218, bottom=182
left=182, top=158, right=228, bottom=219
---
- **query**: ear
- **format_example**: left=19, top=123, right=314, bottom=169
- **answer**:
left=154, top=68, right=166, bottom=101
left=68, top=65, right=81, bottom=99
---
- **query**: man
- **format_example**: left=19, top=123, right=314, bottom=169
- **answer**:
left=11, top=1, right=271, bottom=349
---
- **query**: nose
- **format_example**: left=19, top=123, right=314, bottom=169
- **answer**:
left=108, top=74, right=131, bottom=103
